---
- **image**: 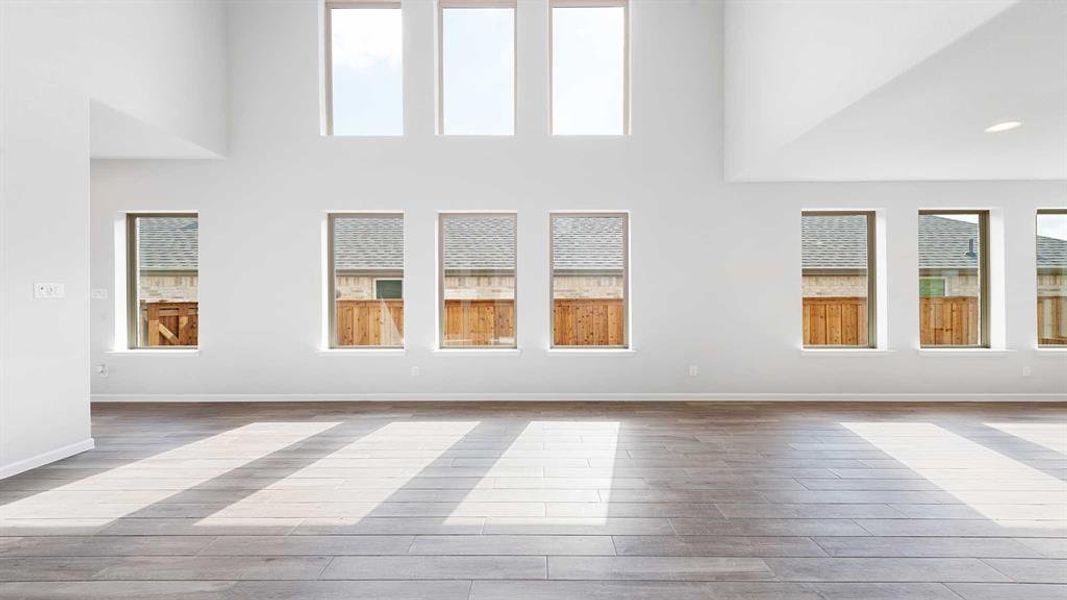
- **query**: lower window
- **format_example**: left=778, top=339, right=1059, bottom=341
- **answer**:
left=918, top=211, right=989, bottom=348
left=1037, top=210, right=1067, bottom=347
left=127, top=213, right=199, bottom=349
left=329, top=213, right=404, bottom=348
left=550, top=213, right=628, bottom=348
left=439, top=213, right=517, bottom=348
left=801, top=212, right=876, bottom=348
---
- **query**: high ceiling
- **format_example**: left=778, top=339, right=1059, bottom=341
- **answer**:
left=725, top=0, right=1066, bottom=181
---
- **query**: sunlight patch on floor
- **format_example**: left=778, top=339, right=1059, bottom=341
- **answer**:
left=1, top=422, right=342, bottom=522
left=442, top=421, right=621, bottom=525
left=843, top=422, right=1067, bottom=525
left=200, top=421, right=480, bottom=523
left=986, top=422, right=1067, bottom=455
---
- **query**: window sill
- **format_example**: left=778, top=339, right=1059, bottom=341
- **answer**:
left=546, top=348, right=635, bottom=355
left=1035, top=347, right=1067, bottom=353
left=106, top=349, right=199, bottom=356
left=432, top=348, right=521, bottom=355
left=317, top=348, right=405, bottom=355
left=917, top=348, right=1015, bottom=356
left=800, top=348, right=893, bottom=357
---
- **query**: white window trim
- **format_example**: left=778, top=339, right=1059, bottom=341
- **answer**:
left=123, top=212, right=200, bottom=351
left=437, top=0, right=518, bottom=136
left=549, top=211, right=630, bottom=349
left=549, top=0, right=630, bottom=136
left=323, top=0, right=404, bottom=137
left=326, top=212, right=406, bottom=349
left=437, top=211, right=519, bottom=349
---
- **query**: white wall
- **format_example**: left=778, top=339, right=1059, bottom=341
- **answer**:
left=88, top=0, right=1066, bottom=401
left=85, top=0, right=228, bottom=158
left=0, top=0, right=226, bottom=478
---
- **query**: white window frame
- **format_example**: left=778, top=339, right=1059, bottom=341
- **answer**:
left=800, top=210, right=877, bottom=349
left=1036, top=208, right=1067, bottom=348
left=437, top=211, right=519, bottom=349
left=549, top=0, right=630, bottom=136
left=437, top=0, right=518, bottom=136
left=327, top=212, right=406, bottom=349
left=549, top=211, right=630, bottom=349
left=125, top=212, right=199, bottom=350
left=324, top=0, right=404, bottom=136
left=918, top=209, right=991, bottom=349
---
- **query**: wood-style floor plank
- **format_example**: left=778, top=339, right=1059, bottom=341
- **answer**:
left=0, top=401, right=1064, bottom=598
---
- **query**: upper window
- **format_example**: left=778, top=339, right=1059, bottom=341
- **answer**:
left=439, top=1, right=515, bottom=135
left=1037, top=209, right=1067, bottom=347
left=550, top=213, right=628, bottom=347
left=551, top=0, right=628, bottom=135
left=329, top=214, right=404, bottom=348
left=439, top=213, right=517, bottom=347
left=801, top=212, right=876, bottom=348
left=127, top=214, right=199, bottom=349
left=918, top=211, right=989, bottom=348
left=327, top=1, right=403, bottom=136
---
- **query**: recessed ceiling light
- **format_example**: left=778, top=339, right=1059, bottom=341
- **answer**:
left=984, top=121, right=1022, bottom=133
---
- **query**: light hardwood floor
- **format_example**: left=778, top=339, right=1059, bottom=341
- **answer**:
left=1, top=402, right=1065, bottom=599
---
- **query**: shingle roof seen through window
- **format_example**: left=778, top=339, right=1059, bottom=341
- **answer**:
left=135, top=214, right=1067, bottom=272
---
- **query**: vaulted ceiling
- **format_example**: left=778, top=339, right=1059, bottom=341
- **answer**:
left=725, top=0, right=1066, bottom=181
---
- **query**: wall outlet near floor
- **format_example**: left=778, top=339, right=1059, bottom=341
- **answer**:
left=33, top=282, right=65, bottom=299
left=411, top=366, right=420, bottom=377
left=1022, top=366, right=1032, bottom=377
left=91, top=288, right=108, bottom=300
left=95, top=363, right=109, bottom=378
left=688, top=365, right=699, bottom=377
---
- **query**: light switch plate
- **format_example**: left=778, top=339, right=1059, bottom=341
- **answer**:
left=33, top=282, right=65, bottom=299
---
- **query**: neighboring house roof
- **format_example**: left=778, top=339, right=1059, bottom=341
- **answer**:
left=916, top=215, right=982, bottom=270
left=1038, top=232, right=1067, bottom=268
left=137, top=216, right=198, bottom=271
left=443, top=215, right=516, bottom=272
left=551, top=215, right=626, bottom=272
left=801, top=214, right=869, bottom=270
left=803, top=214, right=1067, bottom=270
left=137, top=214, right=1066, bottom=273
left=333, top=215, right=404, bottom=271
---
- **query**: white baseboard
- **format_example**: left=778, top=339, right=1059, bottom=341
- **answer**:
left=91, top=392, right=1067, bottom=403
left=0, top=438, right=95, bottom=480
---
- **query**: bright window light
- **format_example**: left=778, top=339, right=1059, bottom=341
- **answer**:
left=329, top=4, right=403, bottom=136
left=552, top=2, right=627, bottom=135
left=441, top=4, right=515, bottom=135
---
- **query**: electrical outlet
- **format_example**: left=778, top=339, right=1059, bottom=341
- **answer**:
left=33, top=282, right=65, bottom=299
left=411, top=366, right=420, bottom=377
left=688, top=365, right=699, bottom=377
left=95, top=363, right=109, bottom=378
left=1022, top=366, right=1032, bottom=377
left=91, top=289, right=108, bottom=300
